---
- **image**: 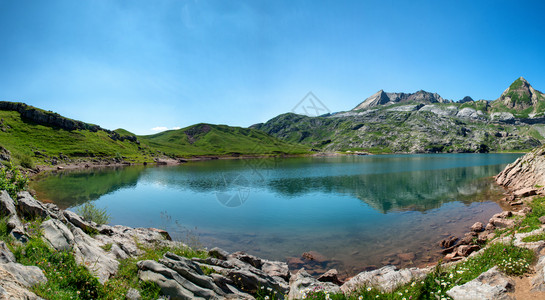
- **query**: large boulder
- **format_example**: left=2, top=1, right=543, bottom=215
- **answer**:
left=16, top=191, right=51, bottom=219
left=447, top=267, right=514, bottom=300
left=341, top=265, right=428, bottom=294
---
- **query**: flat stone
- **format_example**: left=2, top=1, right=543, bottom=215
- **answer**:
left=539, top=216, right=545, bottom=224
left=514, top=188, right=537, bottom=198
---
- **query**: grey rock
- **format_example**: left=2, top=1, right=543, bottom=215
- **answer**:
left=72, top=227, right=119, bottom=283
left=1, top=262, right=47, bottom=287
left=471, top=222, right=484, bottom=232
left=317, top=269, right=343, bottom=285
left=491, top=112, right=515, bottom=121
left=138, top=259, right=224, bottom=299
left=0, top=241, right=15, bottom=263
left=126, top=288, right=141, bottom=300
left=456, top=107, right=485, bottom=120
left=16, top=191, right=50, bottom=219
left=262, top=260, right=290, bottom=281
left=0, top=190, right=26, bottom=241
left=288, top=269, right=341, bottom=299
left=341, top=265, right=428, bottom=294
left=447, top=266, right=514, bottom=300
left=209, top=247, right=230, bottom=260
left=63, top=210, right=96, bottom=233
left=41, top=218, right=74, bottom=251
left=531, top=255, right=545, bottom=291
left=0, top=190, right=17, bottom=216
left=0, top=263, right=43, bottom=299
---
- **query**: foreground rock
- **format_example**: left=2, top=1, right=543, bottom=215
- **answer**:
left=340, top=265, right=428, bottom=294
left=447, top=267, right=514, bottom=300
left=288, top=269, right=341, bottom=299
left=0, top=241, right=47, bottom=299
left=138, top=249, right=292, bottom=299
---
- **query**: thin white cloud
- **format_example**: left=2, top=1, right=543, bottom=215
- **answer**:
left=151, top=126, right=182, bottom=132
left=151, top=126, right=169, bottom=132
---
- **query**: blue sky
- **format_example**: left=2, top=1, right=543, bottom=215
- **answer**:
left=1, top=0, right=544, bottom=135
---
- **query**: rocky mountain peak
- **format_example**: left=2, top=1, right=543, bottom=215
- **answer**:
left=498, top=77, right=544, bottom=110
left=352, top=89, right=449, bottom=111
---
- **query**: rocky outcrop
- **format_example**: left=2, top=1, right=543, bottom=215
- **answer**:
left=447, top=267, right=514, bottom=300
left=496, top=146, right=545, bottom=192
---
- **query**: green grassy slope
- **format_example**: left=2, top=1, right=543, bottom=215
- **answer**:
left=0, top=110, right=155, bottom=165
left=138, top=123, right=309, bottom=157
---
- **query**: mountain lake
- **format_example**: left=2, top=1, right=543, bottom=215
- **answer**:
left=31, top=153, right=522, bottom=278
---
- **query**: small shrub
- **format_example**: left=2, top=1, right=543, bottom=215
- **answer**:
left=75, top=202, right=111, bottom=225
left=0, top=163, right=28, bottom=198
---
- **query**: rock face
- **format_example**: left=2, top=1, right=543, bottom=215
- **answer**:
left=447, top=267, right=514, bottom=300
left=340, top=265, right=428, bottom=294
left=496, top=146, right=545, bottom=191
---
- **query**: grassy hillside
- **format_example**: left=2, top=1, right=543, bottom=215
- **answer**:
left=138, top=123, right=309, bottom=157
left=0, top=103, right=309, bottom=167
left=0, top=110, right=155, bottom=166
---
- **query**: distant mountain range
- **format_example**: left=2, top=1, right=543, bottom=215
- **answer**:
left=252, top=77, right=545, bottom=153
left=1, top=77, right=545, bottom=168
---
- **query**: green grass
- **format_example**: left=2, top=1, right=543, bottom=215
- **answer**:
left=139, top=123, right=309, bottom=157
